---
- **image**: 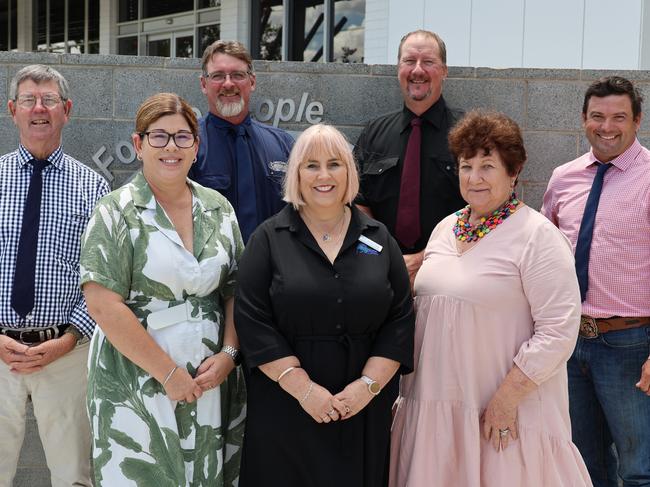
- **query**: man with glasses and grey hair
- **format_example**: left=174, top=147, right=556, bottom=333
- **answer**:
left=0, top=64, right=109, bottom=486
left=189, top=40, right=294, bottom=243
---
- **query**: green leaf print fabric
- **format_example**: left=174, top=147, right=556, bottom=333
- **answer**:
left=81, top=172, right=246, bottom=486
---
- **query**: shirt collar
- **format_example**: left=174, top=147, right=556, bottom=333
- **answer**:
left=273, top=204, right=379, bottom=235
left=400, top=96, right=447, bottom=133
left=206, top=112, right=252, bottom=134
left=129, top=171, right=218, bottom=212
left=585, top=138, right=643, bottom=171
left=17, top=144, right=64, bottom=171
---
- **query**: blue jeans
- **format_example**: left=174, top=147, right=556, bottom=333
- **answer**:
left=569, top=325, right=650, bottom=487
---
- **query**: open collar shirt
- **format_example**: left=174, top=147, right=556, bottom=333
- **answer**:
left=541, top=138, right=650, bottom=318
left=0, top=144, right=110, bottom=336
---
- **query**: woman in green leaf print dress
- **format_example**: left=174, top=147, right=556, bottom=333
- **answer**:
left=80, top=93, right=246, bottom=486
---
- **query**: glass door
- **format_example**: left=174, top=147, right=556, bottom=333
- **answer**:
left=147, top=30, right=194, bottom=57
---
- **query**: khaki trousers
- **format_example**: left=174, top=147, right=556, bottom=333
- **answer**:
left=0, top=341, right=92, bottom=487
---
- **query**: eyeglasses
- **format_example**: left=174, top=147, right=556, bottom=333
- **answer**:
left=15, top=93, right=65, bottom=109
left=203, top=71, right=250, bottom=83
left=140, top=131, right=197, bottom=148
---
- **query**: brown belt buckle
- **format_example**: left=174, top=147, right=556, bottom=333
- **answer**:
left=579, top=316, right=599, bottom=339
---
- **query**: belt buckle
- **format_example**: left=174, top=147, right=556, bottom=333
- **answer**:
left=579, top=316, right=599, bottom=339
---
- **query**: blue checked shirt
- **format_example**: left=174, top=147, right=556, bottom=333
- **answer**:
left=0, top=145, right=110, bottom=337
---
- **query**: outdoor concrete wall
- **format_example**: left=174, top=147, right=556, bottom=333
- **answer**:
left=1, top=51, right=649, bottom=485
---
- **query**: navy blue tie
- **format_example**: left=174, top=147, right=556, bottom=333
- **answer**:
left=234, top=124, right=257, bottom=243
left=11, top=159, right=49, bottom=319
left=574, top=162, right=611, bottom=302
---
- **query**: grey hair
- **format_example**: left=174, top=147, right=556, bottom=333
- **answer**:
left=9, top=64, right=70, bottom=100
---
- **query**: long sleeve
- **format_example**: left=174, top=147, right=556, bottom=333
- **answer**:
left=513, top=220, right=581, bottom=385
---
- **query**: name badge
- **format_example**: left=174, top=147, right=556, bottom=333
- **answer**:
left=358, top=235, right=383, bottom=253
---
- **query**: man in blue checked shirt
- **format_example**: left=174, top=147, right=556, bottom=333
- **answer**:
left=0, top=65, right=109, bottom=487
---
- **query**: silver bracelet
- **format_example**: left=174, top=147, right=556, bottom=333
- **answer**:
left=299, top=381, right=313, bottom=404
left=277, top=366, right=297, bottom=383
left=162, top=365, right=178, bottom=387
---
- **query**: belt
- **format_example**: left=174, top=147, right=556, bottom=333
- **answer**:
left=0, top=324, right=70, bottom=344
left=579, top=315, right=650, bottom=339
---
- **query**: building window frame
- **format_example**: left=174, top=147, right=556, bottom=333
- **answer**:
left=252, top=0, right=364, bottom=63
left=35, top=0, right=98, bottom=53
left=116, top=0, right=221, bottom=58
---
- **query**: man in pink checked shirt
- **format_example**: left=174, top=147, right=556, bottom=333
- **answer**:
left=542, top=76, right=650, bottom=487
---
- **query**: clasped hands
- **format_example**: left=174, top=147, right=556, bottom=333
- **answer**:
left=163, top=352, right=235, bottom=404
left=0, top=333, right=76, bottom=374
left=301, top=379, right=374, bottom=424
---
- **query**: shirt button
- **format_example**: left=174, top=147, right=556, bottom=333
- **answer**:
left=446, top=165, right=451, bottom=170
left=336, top=324, right=342, bottom=330
left=191, top=411, right=196, bottom=417
left=334, top=273, right=340, bottom=279
left=337, top=298, right=343, bottom=304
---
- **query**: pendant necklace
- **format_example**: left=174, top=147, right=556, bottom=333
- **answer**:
left=303, top=207, right=347, bottom=243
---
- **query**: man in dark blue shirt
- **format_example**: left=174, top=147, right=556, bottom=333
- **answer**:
left=190, top=40, right=294, bottom=242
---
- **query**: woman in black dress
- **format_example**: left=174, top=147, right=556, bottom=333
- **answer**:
left=234, top=124, right=415, bottom=487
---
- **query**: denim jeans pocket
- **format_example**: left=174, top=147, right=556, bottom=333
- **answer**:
left=600, top=326, right=650, bottom=348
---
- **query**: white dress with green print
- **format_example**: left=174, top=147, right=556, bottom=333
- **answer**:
left=80, top=172, right=246, bottom=487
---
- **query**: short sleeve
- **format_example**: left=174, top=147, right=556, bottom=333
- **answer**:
left=234, top=225, right=295, bottom=370
left=513, top=219, right=581, bottom=385
left=220, top=205, right=245, bottom=301
left=369, top=232, right=415, bottom=373
left=80, top=196, right=133, bottom=299
left=540, top=169, right=559, bottom=224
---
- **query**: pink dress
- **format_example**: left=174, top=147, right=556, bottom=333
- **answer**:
left=390, top=206, right=592, bottom=487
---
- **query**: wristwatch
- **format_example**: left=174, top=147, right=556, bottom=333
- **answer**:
left=360, top=375, right=381, bottom=396
left=220, top=345, right=241, bottom=366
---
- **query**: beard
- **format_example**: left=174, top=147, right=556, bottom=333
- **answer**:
left=215, top=97, right=245, bottom=118
left=408, top=86, right=432, bottom=101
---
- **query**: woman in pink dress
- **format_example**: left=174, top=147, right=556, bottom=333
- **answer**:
left=389, top=111, right=592, bottom=487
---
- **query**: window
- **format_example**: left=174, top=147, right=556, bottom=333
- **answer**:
left=251, top=0, right=365, bottom=63
left=117, top=0, right=220, bottom=58
left=0, top=0, right=17, bottom=51
left=35, top=0, right=100, bottom=54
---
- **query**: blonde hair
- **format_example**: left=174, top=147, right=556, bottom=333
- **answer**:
left=283, top=124, right=359, bottom=210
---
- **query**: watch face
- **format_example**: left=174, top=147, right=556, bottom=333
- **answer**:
left=369, top=382, right=381, bottom=395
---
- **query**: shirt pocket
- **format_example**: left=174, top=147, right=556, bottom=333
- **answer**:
left=54, top=211, right=88, bottom=266
left=360, top=156, right=400, bottom=202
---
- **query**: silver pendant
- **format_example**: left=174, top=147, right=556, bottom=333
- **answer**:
left=322, top=233, right=331, bottom=242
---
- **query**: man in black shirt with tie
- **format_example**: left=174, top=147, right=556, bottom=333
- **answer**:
left=354, top=30, right=465, bottom=286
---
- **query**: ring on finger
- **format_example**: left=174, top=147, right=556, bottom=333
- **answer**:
left=327, top=408, right=336, bottom=416
left=345, top=405, right=351, bottom=413
left=498, top=428, right=510, bottom=437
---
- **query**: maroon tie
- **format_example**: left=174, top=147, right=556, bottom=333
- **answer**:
left=395, top=117, right=422, bottom=248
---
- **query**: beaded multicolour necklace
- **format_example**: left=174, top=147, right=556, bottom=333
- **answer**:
left=453, top=192, right=520, bottom=242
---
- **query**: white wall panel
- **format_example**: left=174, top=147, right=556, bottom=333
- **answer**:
left=423, top=0, right=472, bottom=66
left=582, top=0, right=641, bottom=69
left=522, top=0, right=584, bottom=68
left=387, top=0, right=425, bottom=62
left=469, top=0, right=525, bottom=68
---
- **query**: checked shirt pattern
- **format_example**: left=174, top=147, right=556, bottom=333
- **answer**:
left=0, top=145, right=109, bottom=337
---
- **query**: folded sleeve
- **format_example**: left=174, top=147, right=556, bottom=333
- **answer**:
left=234, top=226, right=295, bottom=370
left=79, top=197, right=133, bottom=300
left=513, top=220, right=581, bottom=385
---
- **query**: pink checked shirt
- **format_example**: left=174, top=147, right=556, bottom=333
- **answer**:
left=541, top=138, right=650, bottom=318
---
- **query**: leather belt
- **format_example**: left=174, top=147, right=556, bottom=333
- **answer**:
left=579, top=315, right=650, bottom=339
left=0, top=324, right=70, bottom=344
